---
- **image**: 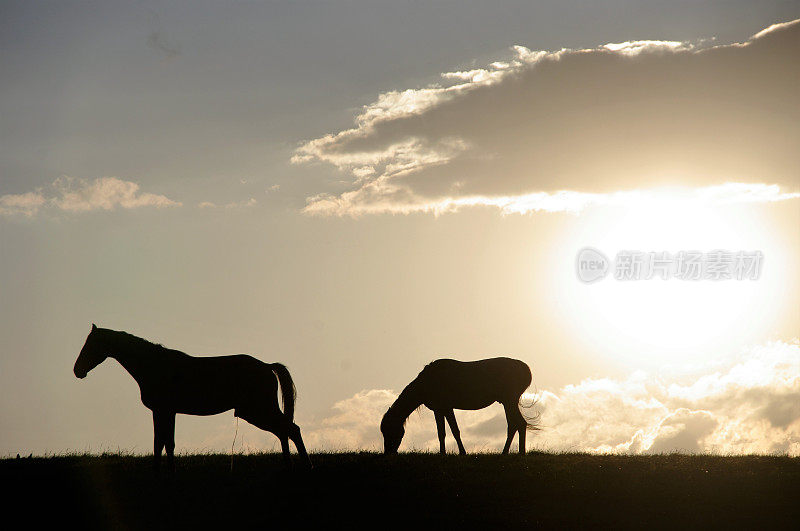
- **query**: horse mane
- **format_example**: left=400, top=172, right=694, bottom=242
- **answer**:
left=388, top=402, right=424, bottom=428
left=388, top=378, right=425, bottom=427
left=103, top=328, right=173, bottom=355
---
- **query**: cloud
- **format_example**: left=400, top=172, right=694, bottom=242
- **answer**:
left=535, top=340, right=800, bottom=454
left=303, top=388, right=504, bottom=452
left=52, top=176, right=180, bottom=212
left=751, top=20, right=800, bottom=40
left=644, top=409, right=718, bottom=454
left=0, top=177, right=180, bottom=218
left=304, top=183, right=800, bottom=217
left=301, top=340, right=800, bottom=454
left=601, top=40, right=692, bottom=56
left=294, top=20, right=800, bottom=216
left=197, top=198, right=257, bottom=209
left=0, top=191, right=47, bottom=217
left=303, top=389, right=397, bottom=450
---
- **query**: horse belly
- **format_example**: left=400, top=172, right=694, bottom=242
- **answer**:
left=168, top=369, right=242, bottom=415
left=450, top=397, right=496, bottom=411
left=176, top=400, right=235, bottom=416
left=169, top=391, right=235, bottom=415
left=426, top=389, right=496, bottom=411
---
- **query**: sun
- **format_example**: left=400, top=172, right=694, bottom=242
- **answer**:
left=546, top=188, right=794, bottom=369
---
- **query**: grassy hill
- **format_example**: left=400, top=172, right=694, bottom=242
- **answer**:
left=3, top=452, right=798, bottom=529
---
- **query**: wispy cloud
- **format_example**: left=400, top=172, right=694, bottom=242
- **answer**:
left=303, top=182, right=800, bottom=217
left=0, top=191, right=47, bottom=217
left=197, top=198, right=257, bottom=209
left=294, top=19, right=800, bottom=216
left=602, top=39, right=691, bottom=56
left=0, top=177, right=180, bottom=218
left=52, top=176, right=180, bottom=212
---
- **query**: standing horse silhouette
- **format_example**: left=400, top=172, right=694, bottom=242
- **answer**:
left=73, top=324, right=310, bottom=471
left=380, top=357, right=537, bottom=454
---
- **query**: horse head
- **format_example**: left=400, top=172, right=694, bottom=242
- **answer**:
left=74, top=324, right=108, bottom=378
left=380, top=408, right=405, bottom=454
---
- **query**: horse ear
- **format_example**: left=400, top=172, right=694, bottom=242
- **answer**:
left=91, top=323, right=97, bottom=331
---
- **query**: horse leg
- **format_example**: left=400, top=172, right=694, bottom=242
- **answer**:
left=152, top=410, right=166, bottom=474
left=277, top=421, right=314, bottom=468
left=163, top=412, right=176, bottom=472
left=288, top=422, right=312, bottom=468
left=502, top=422, right=516, bottom=455
left=503, top=401, right=527, bottom=455
left=434, top=411, right=446, bottom=454
left=237, top=407, right=295, bottom=467
left=278, top=433, right=292, bottom=466
left=444, top=410, right=466, bottom=455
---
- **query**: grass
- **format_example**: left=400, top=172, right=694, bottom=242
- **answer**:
left=3, top=452, right=798, bottom=529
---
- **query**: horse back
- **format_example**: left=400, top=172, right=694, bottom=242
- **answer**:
left=418, top=357, right=531, bottom=409
left=142, top=353, right=277, bottom=414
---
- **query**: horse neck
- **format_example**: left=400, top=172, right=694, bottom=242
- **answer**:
left=390, top=381, right=425, bottom=422
left=102, top=331, right=154, bottom=385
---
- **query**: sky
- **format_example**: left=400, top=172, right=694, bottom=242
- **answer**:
left=1, top=1, right=798, bottom=456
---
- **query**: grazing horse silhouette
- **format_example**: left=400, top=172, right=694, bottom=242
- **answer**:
left=73, top=324, right=310, bottom=471
left=381, top=357, right=536, bottom=454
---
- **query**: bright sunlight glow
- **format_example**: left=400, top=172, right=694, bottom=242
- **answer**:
left=548, top=187, right=793, bottom=369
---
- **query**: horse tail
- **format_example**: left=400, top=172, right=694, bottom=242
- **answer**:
left=520, top=396, right=542, bottom=431
left=269, top=363, right=296, bottom=422
left=518, top=361, right=542, bottom=431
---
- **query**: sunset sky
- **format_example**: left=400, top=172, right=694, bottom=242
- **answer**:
left=1, top=1, right=798, bottom=456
